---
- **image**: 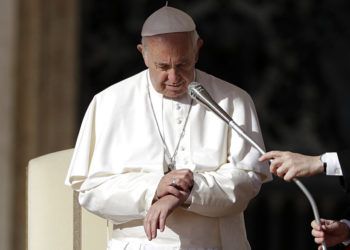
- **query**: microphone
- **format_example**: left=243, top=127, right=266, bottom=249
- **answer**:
left=187, top=81, right=327, bottom=250
left=188, top=82, right=233, bottom=125
left=188, top=81, right=264, bottom=154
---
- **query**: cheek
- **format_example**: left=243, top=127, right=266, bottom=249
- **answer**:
left=180, top=71, right=194, bottom=85
left=149, top=70, right=167, bottom=88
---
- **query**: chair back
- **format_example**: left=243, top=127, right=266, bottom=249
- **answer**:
left=27, top=149, right=107, bottom=250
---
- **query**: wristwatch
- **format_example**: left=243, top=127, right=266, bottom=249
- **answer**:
left=320, top=153, right=327, bottom=173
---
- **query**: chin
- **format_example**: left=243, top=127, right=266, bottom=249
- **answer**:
left=164, top=91, right=185, bottom=99
left=164, top=87, right=187, bottom=98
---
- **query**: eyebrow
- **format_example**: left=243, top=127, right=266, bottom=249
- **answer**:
left=155, top=62, right=168, bottom=67
left=155, top=60, right=189, bottom=67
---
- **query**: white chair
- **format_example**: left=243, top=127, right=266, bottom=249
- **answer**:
left=27, top=149, right=107, bottom=250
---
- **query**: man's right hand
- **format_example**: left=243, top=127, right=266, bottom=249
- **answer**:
left=155, top=169, right=194, bottom=199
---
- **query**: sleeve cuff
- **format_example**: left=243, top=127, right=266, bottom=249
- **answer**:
left=324, top=152, right=343, bottom=176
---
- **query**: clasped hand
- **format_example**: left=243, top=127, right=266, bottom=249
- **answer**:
left=143, top=169, right=194, bottom=240
left=311, top=219, right=350, bottom=249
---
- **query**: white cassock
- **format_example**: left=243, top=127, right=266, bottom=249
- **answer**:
left=65, top=69, right=272, bottom=250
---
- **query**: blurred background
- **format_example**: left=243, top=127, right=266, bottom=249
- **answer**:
left=1, top=0, right=349, bottom=249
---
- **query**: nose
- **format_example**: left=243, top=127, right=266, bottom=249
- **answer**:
left=167, top=68, right=179, bottom=83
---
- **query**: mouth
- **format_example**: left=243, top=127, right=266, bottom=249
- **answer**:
left=165, top=81, right=185, bottom=88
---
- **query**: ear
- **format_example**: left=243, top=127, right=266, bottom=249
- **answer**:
left=195, top=38, right=204, bottom=63
left=137, top=44, right=149, bottom=67
left=136, top=44, right=143, bottom=54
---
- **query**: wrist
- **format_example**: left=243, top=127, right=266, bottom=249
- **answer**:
left=311, top=155, right=325, bottom=175
left=152, top=191, right=161, bottom=204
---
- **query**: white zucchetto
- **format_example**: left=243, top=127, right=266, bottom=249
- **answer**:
left=141, top=5, right=196, bottom=37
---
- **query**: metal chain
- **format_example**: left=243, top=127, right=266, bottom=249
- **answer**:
left=147, top=80, right=193, bottom=171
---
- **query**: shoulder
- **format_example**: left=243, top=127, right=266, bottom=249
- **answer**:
left=196, top=69, right=253, bottom=103
left=94, top=70, right=147, bottom=103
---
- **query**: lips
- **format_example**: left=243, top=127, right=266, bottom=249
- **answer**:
left=166, top=84, right=183, bottom=92
left=166, top=81, right=184, bottom=88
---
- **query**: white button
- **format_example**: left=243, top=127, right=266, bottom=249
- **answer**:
left=180, top=146, right=185, bottom=151
left=176, top=104, right=181, bottom=110
left=177, top=119, right=182, bottom=124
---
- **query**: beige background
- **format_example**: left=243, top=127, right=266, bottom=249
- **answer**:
left=0, top=0, right=78, bottom=249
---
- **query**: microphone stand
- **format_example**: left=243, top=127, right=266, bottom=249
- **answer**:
left=188, top=83, right=327, bottom=250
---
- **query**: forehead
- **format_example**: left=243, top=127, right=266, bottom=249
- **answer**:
left=145, top=32, right=194, bottom=60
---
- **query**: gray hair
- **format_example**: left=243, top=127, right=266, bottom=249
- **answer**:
left=141, top=30, right=200, bottom=51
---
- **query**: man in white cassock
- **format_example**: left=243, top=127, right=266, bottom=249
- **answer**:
left=66, top=4, right=272, bottom=250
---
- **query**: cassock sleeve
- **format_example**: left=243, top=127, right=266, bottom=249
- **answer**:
left=65, top=96, right=163, bottom=224
left=78, top=173, right=162, bottom=224
left=185, top=91, right=271, bottom=217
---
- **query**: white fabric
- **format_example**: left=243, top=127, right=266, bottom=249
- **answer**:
left=324, top=152, right=343, bottom=176
left=156, top=86, right=193, bottom=169
left=66, top=69, right=272, bottom=249
left=141, top=6, right=196, bottom=37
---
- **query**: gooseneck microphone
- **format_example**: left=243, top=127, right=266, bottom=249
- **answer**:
left=188, top=82, right=327, bottom=250
left=188, top=82, right=233, bottom=124
left=188, top=82, right=267, bottom=157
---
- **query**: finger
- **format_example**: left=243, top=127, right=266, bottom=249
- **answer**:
left=276, top=165, right=288, bottom=178
left=176, top=169, right=193, bottom=175
left=283, top=170, right=296, bottom=182
left=174, top=169, right=193, bottom=183
left=172, top=178, right=192, bottom=192
left=144, top=213, right=158, bottom=240
left=312, top=229, right=324, bottom=238
left=269, top=160, right=283, bottom=174
left=143, top=214, right=152, bottom=240
left=166, top=186, right=182, bottom=197
left=158, top=211, right=166, bottom=232
left=259, top=151, right=281, bottom=161
left=311, top=220, right=322, bottom=230
left=150, top=218, right=158, bottom=240
left=174, top=169, right=193, bottom=180
left=314, top=237, right=325, bottom=244
left=323, top=219, right=334, bottom=226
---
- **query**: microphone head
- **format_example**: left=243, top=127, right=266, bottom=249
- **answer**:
left=187, top=81, right=213, bottom=110
left=188, top=81, right=233, bottom=124
left=188, top=82, right=204, bottom=99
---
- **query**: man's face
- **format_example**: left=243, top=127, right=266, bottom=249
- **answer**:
left=138, top=32, right=201, bottom=99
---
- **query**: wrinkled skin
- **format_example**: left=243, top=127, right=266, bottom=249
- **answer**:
left=259, top=150, right=323, bottom=181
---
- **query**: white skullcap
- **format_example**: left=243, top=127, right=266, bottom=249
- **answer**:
left=141, top=5, right=196, bottom=37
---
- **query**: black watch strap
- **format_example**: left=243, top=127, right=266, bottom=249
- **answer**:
left=320, top=154, right=327, bottom=173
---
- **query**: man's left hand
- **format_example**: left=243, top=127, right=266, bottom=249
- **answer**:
left=144, top=194, right=187, bottom=240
